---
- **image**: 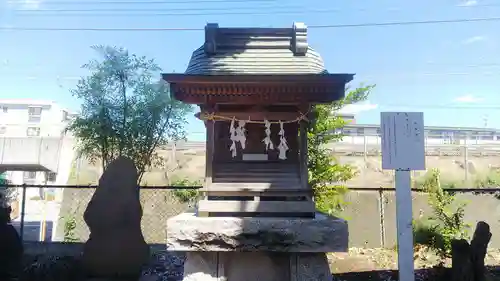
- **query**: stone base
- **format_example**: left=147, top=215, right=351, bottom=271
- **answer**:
left=183, top=251, right=331, bottom=281
left=166, top=212, right=348, bottom=252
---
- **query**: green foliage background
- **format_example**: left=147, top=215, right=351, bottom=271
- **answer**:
left=308, top=85, right=375, bottom=215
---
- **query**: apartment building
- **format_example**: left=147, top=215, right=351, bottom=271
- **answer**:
left=0, top=99, right=76, bottom=138
left=334, top=113, right=500, bottom=145
left=0, top=99, right=77, bottom=186
left=340, top=124, right=500, bottom=145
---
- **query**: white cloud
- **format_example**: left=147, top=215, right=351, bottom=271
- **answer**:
left=454, top=94, right=484, bottom=103
left=458, top=0, right=478, bottom=6
left=7, top=0, right=42, bottom=10
left=338, top=101, right=378, bottom=114
left=462, top=35, right=486, bottom=44
left=0, top=24, right=14, bottom=30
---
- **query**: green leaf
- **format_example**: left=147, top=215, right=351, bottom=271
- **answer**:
left=307, top=84, right=374, bottom=215
left=67, top=46, right=193, bottom=183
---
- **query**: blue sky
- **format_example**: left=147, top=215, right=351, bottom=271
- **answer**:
left=1, top=0, right=500, bottom=141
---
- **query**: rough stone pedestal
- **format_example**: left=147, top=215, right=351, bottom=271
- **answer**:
left=166, top=213, right=348, bottom=281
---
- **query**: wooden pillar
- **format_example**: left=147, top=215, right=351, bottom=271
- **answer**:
left=205, top=120, right=214, bottom=186
left=199, top=119, right=215, bottom=217
left=299, top=120, right=308, bottom=190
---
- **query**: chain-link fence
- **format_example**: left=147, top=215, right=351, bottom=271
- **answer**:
left=4, top=184, right=200, bottom=244
left=344, top=186, right=500, bottom=248
left=6, top=184, right=500, bottom=249
left=6, top=135, right=500, bottom=190
left=328, top=133, right=500, bottom=188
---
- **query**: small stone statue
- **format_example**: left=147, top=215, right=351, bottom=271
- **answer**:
left=82, top=157, right=150, bottom=280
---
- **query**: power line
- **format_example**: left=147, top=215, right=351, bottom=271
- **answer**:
left=14, top=6, right=308, bottom=13
left=5, top=61, right=500, bottom=69
left=3, top=69, right=500, bottom=81
left=15, top=2, right=500, bottom=12
left=17, top=0, right=500, bottom=8
left=32, top=0, right=279, bottom=4
left=13, top=8, right=338, bottom=17
left=11, top=2, right=500, bottom=16
left=378, top=104, right=500, bottom=110
left=2, top=16, right=500, bottom=31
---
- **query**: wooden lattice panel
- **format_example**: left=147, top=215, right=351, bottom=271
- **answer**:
left=199, top=162, right=314, bottom=218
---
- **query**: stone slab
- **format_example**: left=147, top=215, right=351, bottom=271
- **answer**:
left=182, top=251, right=332, bottom=281
left=166, top=212, right=348, bottom=252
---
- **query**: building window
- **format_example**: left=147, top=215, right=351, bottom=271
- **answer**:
left=454, top=131, right=467, bottom=140
left=427, top=130, right=442, bottom=139
left=480, top=132, right=495, bottom=140
left=2, top=107, right=7, bottom=113
left=0, top=127, right=5, bottom=135
left=28, top=106, right=42, bottom=122
left=23, top=171, right=36, bottom=180
left=47, top=172, right=57, bottom=182
left=26, top=127, right=40, bottom=137
left=62, top=110, right=68, bottom=121
left=342, top=128, right=354, bottom=136
left=356, top=127, right=364, bottom=136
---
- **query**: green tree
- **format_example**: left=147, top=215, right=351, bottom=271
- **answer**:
left=67, top=45, right=193, bottom=183
left=308, top=84, right=375, bottom=215
left=413, top=169, right=469, bottom=258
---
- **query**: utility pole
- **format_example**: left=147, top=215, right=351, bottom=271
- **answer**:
left=482, top=115, right=489, bottom=128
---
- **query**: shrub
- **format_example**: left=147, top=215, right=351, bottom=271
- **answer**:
left=308, top=85, right=374, bottom=215
left=170, top=178, right=201, bottom=204
left=413, top=170, right=458, bottom=190
left=62, top=214, right=79, bottom=243
left=413, top=169, right=470, bottom=259
left=0, top=178, right=16, bottom=208
left=474, top=171, right=500, bottom=188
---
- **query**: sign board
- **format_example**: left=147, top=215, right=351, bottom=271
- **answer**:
left=242, top=154, right=269, bottom=161
left=381, top=112, right=426, bottom=170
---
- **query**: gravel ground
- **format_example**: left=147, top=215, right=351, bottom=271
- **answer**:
left=141, top=252, right=185, bottom=281
left=19, top=248, right=500, bottom=281
left=21, top=252, right=186, bottom=281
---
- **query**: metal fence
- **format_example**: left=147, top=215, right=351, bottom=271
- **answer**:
left=342, top=186, right=500, bottom=248
left=62, top=140, right=500, bottom=189
left=5, top=184, right=500, bottom=249
left=4, top=184, right=199, bottom=244
left=325, top=136, right=500, bottom=188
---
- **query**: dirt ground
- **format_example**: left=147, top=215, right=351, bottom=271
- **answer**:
left=70, top=146, right=500, bottom=188
left=329, top=247, right=500, bottom=281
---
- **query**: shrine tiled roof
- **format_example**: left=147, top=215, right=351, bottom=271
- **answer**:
left=185, top=22, right=327, bottom=75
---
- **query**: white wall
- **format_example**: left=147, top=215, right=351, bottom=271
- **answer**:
left=338, top=135, right=500, bottom=146
left=0, top=101, right=70, bottom=138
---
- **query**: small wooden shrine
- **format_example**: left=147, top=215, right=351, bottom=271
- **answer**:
left=163, top=22, right=353, bottom=218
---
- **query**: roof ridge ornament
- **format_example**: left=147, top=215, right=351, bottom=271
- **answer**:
left=204, top=23, right=219, bottom=56
left=291, top=22, right=308, bottom=56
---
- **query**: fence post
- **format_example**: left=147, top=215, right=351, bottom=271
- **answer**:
left=39, top=173, right=48, bottom=242
left=363, top=135, right=368, bottom=164
left=464, top=140, right=469, bottom=182
left=378, top=188, right=386, bottom=248
left=172, top=142, right=177, bottom=168
left=76, top=156, right=81, bottom=184
left=19, top=184, right=27, bottom=241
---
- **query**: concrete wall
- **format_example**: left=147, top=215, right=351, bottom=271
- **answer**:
left=0, top=137, right=64, bottom=172
left=338, top=135, right=500, bottom=146
left=343, top=190, right=500, bottom=248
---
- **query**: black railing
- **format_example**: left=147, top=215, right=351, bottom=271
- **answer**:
left=3, top=184, right=500, bottom=245
left=1, top=184, right=202, bottom=242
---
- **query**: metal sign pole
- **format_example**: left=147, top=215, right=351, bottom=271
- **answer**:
left=381, top=112, right=426, bottom=281
left=395, top=169, right=414, bottom=281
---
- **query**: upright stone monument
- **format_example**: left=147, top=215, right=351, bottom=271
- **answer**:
left=82, top=157, right=150, bottom=280
left=163, top=22, right=352, bottom=281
